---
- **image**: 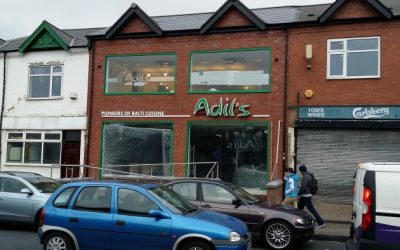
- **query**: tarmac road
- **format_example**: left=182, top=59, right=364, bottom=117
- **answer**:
left=0, top=224, right=345, bottom=250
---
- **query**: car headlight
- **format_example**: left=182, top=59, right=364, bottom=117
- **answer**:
left=296, top=218, right=311, bottom=225
left=229, top=232, right=241, bottom=242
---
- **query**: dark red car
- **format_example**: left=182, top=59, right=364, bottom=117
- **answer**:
left=165, top=179, right=314, bottom=250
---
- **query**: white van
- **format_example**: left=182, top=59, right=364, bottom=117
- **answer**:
left=347, top=162, right=400, bottom=250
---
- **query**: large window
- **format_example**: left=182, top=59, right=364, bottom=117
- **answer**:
left=102, top=123, right=172, bottom=176
left=6, top=131, right=62, bottom=165
left=105, top=53, right=176, bottom=94
left=190, top=48, right=270, bottom=93
left=327, top=37, right=380, bottom=79
left=29, top=65, right=62, bottom=98
left=188, top=122, right=269, bottom=190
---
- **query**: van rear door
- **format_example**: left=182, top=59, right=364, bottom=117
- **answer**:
left=375, top=171, right=400, bottom=244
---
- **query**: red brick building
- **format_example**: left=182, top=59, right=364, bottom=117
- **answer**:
left=86, top=0, right=400, bottom=203
left=87, top=0, right=287, bottom=200
left=287, top=0, right=400, bottom=207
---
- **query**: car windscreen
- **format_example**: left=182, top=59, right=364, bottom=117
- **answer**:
left=227, top=183, right=260, bottom=204
left=148, top=186, right=197, bottom=215
left=24, top=176, right=61, bottom=193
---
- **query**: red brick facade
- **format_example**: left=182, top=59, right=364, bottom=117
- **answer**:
left=87, top=0, right=400, bottom=202
left=88, top=30, right=287, bottom=191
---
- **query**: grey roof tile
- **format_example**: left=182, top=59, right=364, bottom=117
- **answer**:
left=381, top=0, right=400, bottom=16
left=87, top=3, right=335, bottom=36
left=46, top=21, right=74, bottom=46
left=0, top=27, right=104, bottom=52
left=2, top=0, right=400, bottom=51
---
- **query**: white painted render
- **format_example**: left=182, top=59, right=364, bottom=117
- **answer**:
left=2, top=49, right=88, bottom=128
left=0, top=53, right=4, bottom=112
left=0, top=49, right=90, bottom=177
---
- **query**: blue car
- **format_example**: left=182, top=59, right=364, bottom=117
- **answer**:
left=38, top=181, right=251, bottom=250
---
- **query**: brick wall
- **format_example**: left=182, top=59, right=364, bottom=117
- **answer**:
left=287, top=20, right=400, bottom=114
left=330, top=0, right=381, bottom=20
left=89, top=30, right=287, bottom=195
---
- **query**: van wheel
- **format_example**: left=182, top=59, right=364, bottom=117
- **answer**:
left=263, top=220, right=294, bottom=250
left=181, top=240, right=212, bottom=250
left=43, top=232, right=73, bottom=250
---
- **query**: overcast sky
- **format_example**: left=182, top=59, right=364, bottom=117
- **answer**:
left=0, top=0, right=334, bottom=40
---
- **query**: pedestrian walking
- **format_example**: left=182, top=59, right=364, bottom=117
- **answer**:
left=282, top=166, right=299, bottom=208
left=297, top=164, right=326, bottom=228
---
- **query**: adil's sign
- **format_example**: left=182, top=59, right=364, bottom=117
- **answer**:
left=193, top=97, right=250, bottom=117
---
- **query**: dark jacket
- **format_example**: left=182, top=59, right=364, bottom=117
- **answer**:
left=298, top=172, right=313, bottom=196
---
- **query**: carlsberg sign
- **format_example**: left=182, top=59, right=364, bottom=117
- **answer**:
left=193, top=97, right=250, bottom=117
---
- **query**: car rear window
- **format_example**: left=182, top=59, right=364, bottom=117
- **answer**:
left=24, top=176, right=61, bottom=193
left=74, top=186, right=112, bottom=213
left=53, top=187, right=77, bottom=208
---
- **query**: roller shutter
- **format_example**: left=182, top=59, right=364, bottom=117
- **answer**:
left=296, top=128, right=400, bottom=204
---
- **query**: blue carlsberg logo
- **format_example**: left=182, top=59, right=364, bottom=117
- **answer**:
left=352, top=107, right=389, bottom=119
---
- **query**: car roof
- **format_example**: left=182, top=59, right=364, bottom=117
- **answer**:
left=61, top=181, right=160, bottom=190
left=0, top=171, right=43, bottom=177
left=165, top=178, right=230, bottom=186
left=360, top=162, right=400, bottom=172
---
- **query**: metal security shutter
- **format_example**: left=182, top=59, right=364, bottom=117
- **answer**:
left=296, top=128, right=400, bottom=204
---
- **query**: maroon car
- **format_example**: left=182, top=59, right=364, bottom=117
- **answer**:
left=165, top=179, right=314, bottom=250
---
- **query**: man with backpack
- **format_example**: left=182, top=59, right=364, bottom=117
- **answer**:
left=298, top=163, right=326, bottom=228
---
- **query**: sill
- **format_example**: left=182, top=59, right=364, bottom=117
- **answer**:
left=326, top=76, right=380, bottom=80
left=4, top=163, right=56, bottom=167
left=104, top=92, right=175, bottom=96
left=26, top=97, right=63, bottom=101
left=189, top=90, right=270, bottom=94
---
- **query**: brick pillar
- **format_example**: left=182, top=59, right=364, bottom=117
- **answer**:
left=266, top=180, right=284, bottom=204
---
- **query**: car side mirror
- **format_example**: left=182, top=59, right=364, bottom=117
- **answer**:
left=148, top=209, right=171, bottom=219
left=20, top=188, right=33, bottom=195
left=232, top=198, right=241, bottom=207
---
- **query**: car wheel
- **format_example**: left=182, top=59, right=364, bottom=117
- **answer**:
left=181, top=240, right=212, bottom=250
left=43, top=232, right=73, bottom=250
left=263, top=220, right=294, bottom=250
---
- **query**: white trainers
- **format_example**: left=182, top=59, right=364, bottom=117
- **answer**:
left=315, top=223, right=326, bottom=229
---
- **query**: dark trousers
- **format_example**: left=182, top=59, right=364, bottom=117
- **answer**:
left=298, top=196, right=325, bottom=226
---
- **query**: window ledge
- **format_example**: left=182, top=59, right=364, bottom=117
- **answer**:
left=25, top=97, right=63, bottom=101
left=326, top=76, right=380, bottom=80
left=4, top=163, right=57, bottom=167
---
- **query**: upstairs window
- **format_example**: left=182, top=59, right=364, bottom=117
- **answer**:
left=105, top=53, right=176, bottom=94
left=327, top=37, right=380, bottom=79
left=189, top=48, right=270, bottom=93
left=29, top=65, right=63, bottom=98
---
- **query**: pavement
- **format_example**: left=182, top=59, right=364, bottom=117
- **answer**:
left=311, top=203, right=352, bottom=242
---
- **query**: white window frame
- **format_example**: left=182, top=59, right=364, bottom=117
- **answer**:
left=28, top=65, right=63, bottom=99
left=6, top=131, right=62, bottom=166
left=327, top=36, right=380, bottom=79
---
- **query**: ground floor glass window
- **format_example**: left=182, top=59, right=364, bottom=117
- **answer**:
left=6, top=131, right=61, bottom=165
left=188, top=122, right=269, bottom=190
left=102, top=123, right=172, bottom=176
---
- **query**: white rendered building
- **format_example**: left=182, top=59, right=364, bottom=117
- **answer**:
left=0, top=21, right=101, bottom=178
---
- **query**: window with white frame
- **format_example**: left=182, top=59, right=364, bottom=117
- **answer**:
left=29, top=65, right=63, bottom=98
left=327, top=37, right=380, bottom=78
left=6, top=132, right=62, bottom=165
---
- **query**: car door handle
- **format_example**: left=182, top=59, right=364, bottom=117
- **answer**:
left=69, top=217, right=79, bottom=223
left=201, top=204, right=211, bottom=208
left=115, top=220, right=125, bottom=226
left=0, top=197, right=3, bottom=200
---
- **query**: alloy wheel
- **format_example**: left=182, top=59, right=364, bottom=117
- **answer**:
left=265, top=222, right=291, bottom=249
left=46, top=236, right=67, bottom=250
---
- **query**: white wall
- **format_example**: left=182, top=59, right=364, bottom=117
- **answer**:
left=0, top=49, right=90, bottom=178
left=2, top=49, right=89, bottom=130
left=0, top=53, right=4, bottom=111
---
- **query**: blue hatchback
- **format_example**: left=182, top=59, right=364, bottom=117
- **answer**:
left=38, top=181, right=251, bottom=250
